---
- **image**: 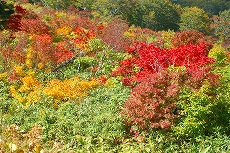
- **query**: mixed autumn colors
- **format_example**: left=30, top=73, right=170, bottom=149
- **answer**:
left=0, top=0, right=230, bottom=152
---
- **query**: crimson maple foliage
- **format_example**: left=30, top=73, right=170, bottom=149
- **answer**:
left=6, top=5, right=26, bottom=31
left=54, top=42, right=74, bottom=64
left=112, top=42, right=215, bottom=86
left=113, top=41, right=220, bottom=132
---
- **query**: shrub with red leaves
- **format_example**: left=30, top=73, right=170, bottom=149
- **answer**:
left=172, top=30, right=215, bottom=50
left=32, top=35, right=56, bottom=65
left=122, top=66, right=220, bottom=132
left=99, top=18, right=130, bottom=51
left=169, top=44, right=215, bottom=68
left=20, top=19, right=50, bottom=35
left=71, top=26, right=96, bottom=50
left=0, top=46, right=25, bottom=65
left=6, top=5, right=26, bottom=31
left=122, top=69, right=184, bottom=131
left=54, top=42, right=74, bottom=64
left=114, top=41, right=220, bottom=133
left=0, top=31, right=28, bottom=66
left=112, top=42, right=214, bottom=86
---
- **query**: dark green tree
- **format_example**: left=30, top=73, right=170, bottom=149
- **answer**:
left=175, top=0, right=230, bottom=16
left=136, top=0, right=180, bottom=31
left=0, top=0, right=14, bottom=30
left=92, top=0, right=180, bottom=31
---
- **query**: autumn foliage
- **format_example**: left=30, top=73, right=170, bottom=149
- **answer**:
left=112, top=40, right=221, bottom=131
left=112, top=42, right=215, bottom=86
left=0, top=2, right=230, bottom=152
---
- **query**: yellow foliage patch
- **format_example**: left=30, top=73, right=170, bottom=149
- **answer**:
left=43, top=76, right=99, bottom=101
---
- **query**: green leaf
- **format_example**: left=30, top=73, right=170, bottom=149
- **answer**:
left=200, top=146, right=211, bottom=153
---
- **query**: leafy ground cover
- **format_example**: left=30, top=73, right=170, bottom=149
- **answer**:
left=0, top=2, right=230, bottom=152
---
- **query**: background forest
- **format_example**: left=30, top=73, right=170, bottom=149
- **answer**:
left=0, top=0, right=230, bottom=152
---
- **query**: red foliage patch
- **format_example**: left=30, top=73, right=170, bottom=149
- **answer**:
left=172, top=30, right=215, bottom=50
left=20, top=19, right=50, bottom=35
left=54, top=42, right=74, bottom=64
left=112, top=42, right=215, bottom=86
left=99, top=18, right=130, bottom=51
left=6, top=5, right=27, bottom=31
left=122, top=70, right=183, bottom=131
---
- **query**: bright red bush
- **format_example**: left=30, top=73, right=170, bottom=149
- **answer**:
left=70, top=26, right=96, bottom=50
left=54, top=42, right=74, bottom=64
left=112, top=42, right=215, bottom=86
left=169, top=44, right=214, bottom=68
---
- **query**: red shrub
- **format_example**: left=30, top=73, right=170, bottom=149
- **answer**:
left=172, top=30, right=215, bottom=50
left=20, top=19, right=50, bottom=35
left=6, top=5, right=27, bottom=31
left=169, top=43, right=215, bottom=68
left=122, top=66, right=220, bottom=132
left=0, top=46, right=25, bottom=65
left=6, top=14, right=22, bottom=31
left=14, top=5, right=27, bottom=15
left=54, top=42, right=74, bottom=64
left=32, top=34, right=57, bottom=65
left=99, top=18, right=130, bottom=51
left=122, top=69, right=183, bottom=131
left=112, top=42, right=215, bottom=86
left=0, top=32, right=28, bottom=66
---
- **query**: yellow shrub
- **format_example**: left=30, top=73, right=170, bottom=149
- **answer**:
left=162, top=30, right=175, bottom=48
left=124, top=31, right=135, bottom=38
left=56, top=26, right=72, bottom=36
left=18, top=75, right=41, bottom=93
left=10, top=85, right=25, bottom=103
left=14, top=65, right=26, bottom=77
left=208, top=43, right=227, bottom=65
left=43, top=76, right=99, bottom=101
left=0, top=72, right=8, bottom=82
left=10, top=72, right=41, bottom=105
left=25, top=48, right=33, bottom=69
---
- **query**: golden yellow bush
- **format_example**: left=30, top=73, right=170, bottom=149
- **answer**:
left=14, top=65, right=26, bottom=77
left=25, top=48, right=33, bottom=69
left=10, top=71, right=41, bottom=106
left=43, top=76, right=99, bottom=102
left=56, top=26, right=72, bottom=36
left=0, top=72, right=8, bottom=81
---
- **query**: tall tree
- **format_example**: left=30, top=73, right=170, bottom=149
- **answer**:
left=179, top=7, right=210, bottom=34
left=175, top=0, right=230, bottom=16
left=137, top=0, right=180, bottom=31
left=211, top=9, right=230, bottom=41
left=92, top=0, right=180, bottom=31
